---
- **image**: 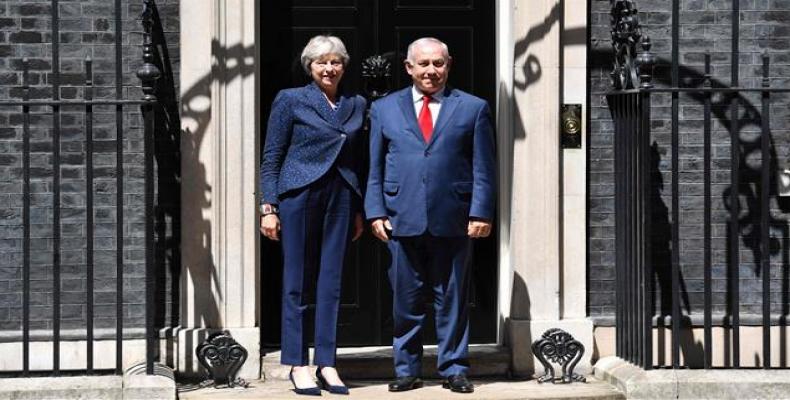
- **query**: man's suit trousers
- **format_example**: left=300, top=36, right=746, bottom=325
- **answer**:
left=387, top=235, right=471, bottom=377
left=279, top=169, right=353, bottom=367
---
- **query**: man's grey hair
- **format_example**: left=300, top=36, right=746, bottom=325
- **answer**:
left=300, top=35, right=350, bottom=74
left=405, top=37, right=450, bottom=64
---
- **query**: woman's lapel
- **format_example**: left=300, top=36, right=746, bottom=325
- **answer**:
left=302, top=82, right=355, bottom=132
left=335, top=94, right=356, bottom=127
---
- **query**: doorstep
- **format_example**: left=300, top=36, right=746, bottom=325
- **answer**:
left=262, top=344, right=511, bottom=380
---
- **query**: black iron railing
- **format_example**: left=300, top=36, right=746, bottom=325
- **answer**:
left=0, top=0, right=160, bottom=376
left=608, top=0, right=655, bottom=370
left=610, top=88, right=652, bottom=369
left=609, top=0, right=790, bottom=369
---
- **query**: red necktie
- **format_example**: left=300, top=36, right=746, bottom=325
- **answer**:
left=418, top=95, right=433, bottom=142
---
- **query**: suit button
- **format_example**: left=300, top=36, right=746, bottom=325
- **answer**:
left=340, top=133, right=347, bottom=138
left=424, top=150, right=430, bottom=157
left=422, top=176, right=427, bottom=183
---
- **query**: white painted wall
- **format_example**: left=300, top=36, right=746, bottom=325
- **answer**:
left=179, top=0, right=260, bottom=380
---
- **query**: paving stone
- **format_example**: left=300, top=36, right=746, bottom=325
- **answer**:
left=178, top=378, right=624, bottom=400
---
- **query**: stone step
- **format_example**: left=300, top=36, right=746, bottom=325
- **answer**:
left=262, top=344, right=511, bottom=380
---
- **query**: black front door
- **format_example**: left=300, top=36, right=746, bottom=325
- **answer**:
left=260, top=0, right=497, bottom=348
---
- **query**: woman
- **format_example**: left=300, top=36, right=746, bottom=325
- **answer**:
left=259, top=35, right=365, bottom=396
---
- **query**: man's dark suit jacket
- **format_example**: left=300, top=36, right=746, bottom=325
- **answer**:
left=365, top=86, right=496, bottom=237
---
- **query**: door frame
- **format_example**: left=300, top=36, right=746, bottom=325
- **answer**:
left=254, top=0, right=515, bottom=348
left=494, top=0, right=515, bottom=346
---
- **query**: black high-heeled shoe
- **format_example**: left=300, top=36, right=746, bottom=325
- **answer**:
left=316, top=367, right=349, bottom=395
left=289, top=368, right=322, bottom=396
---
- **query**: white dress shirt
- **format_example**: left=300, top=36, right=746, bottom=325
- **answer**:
left=412, top=85, right=444, bottom=126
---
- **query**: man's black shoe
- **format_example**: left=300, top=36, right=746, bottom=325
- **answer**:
left=442, top=375, right=474, bottom=393
left=388, top=376, right=423, bottom=392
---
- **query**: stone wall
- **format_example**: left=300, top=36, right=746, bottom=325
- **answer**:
left=589, top=0, right=790, bottom=321
left=0, top=0, right=179, bottom=336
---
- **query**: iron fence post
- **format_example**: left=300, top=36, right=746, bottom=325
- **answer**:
left=637, top=35, right=655, bottom=370
left=137, top=0, right=162, bottom=376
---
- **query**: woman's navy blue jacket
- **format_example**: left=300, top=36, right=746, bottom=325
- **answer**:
left=260, top=82, right=367, bottom=206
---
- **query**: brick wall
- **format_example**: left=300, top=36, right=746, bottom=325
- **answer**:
left=0, top=0, right=179, bottom=335
left=589, top=0, right=790, bottom=321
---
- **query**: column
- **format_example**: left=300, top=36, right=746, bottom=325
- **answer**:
left=178, top=0, right=260, bottom=380
left=505, top=0, right=593, bottom=377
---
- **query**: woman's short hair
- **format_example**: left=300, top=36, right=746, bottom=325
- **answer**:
left=300, top=35, right=350, bottom=74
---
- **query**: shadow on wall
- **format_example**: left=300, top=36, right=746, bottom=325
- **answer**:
left=502, top=0, right=587, bottom=375
left=592, top=45, right=790, bottom=367
left=144, top=1, right=182, bottom=366
left=503, top=1, right=563, bottom=347
left=175, top=37, right=255, bottom=373
left=508, top=1, right=587, bottom=302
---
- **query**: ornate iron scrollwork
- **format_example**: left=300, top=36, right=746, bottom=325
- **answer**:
left=196, top=332, right=249, bottom=388
left=137, top=0, right=161, bottom=102
left=532, top=328, right=586, bottom=384
left=636, top=36, right=656, bottom=89
left=610, top=0, right=656, bottom=90
left=361, top=55, right=392, bottom=101
left=610, top=0, right=646, bottom=90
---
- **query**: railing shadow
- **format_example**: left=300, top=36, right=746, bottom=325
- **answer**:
left=596, top=41, right=790, bottom=366
left=175, top=37, right=255, bottom=375
left=143, top=0, right=254, bottom=374
left=148, top=0, right=181, bottom=335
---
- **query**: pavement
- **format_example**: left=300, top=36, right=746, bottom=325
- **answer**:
left=595, top=356, right=790, bottom=399
left=177, top=377, right=625, bottom=400
left=0, top=366, right=176, bottom=400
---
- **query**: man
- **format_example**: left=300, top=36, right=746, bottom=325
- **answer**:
left=365, top=37, right=495, bottom=394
